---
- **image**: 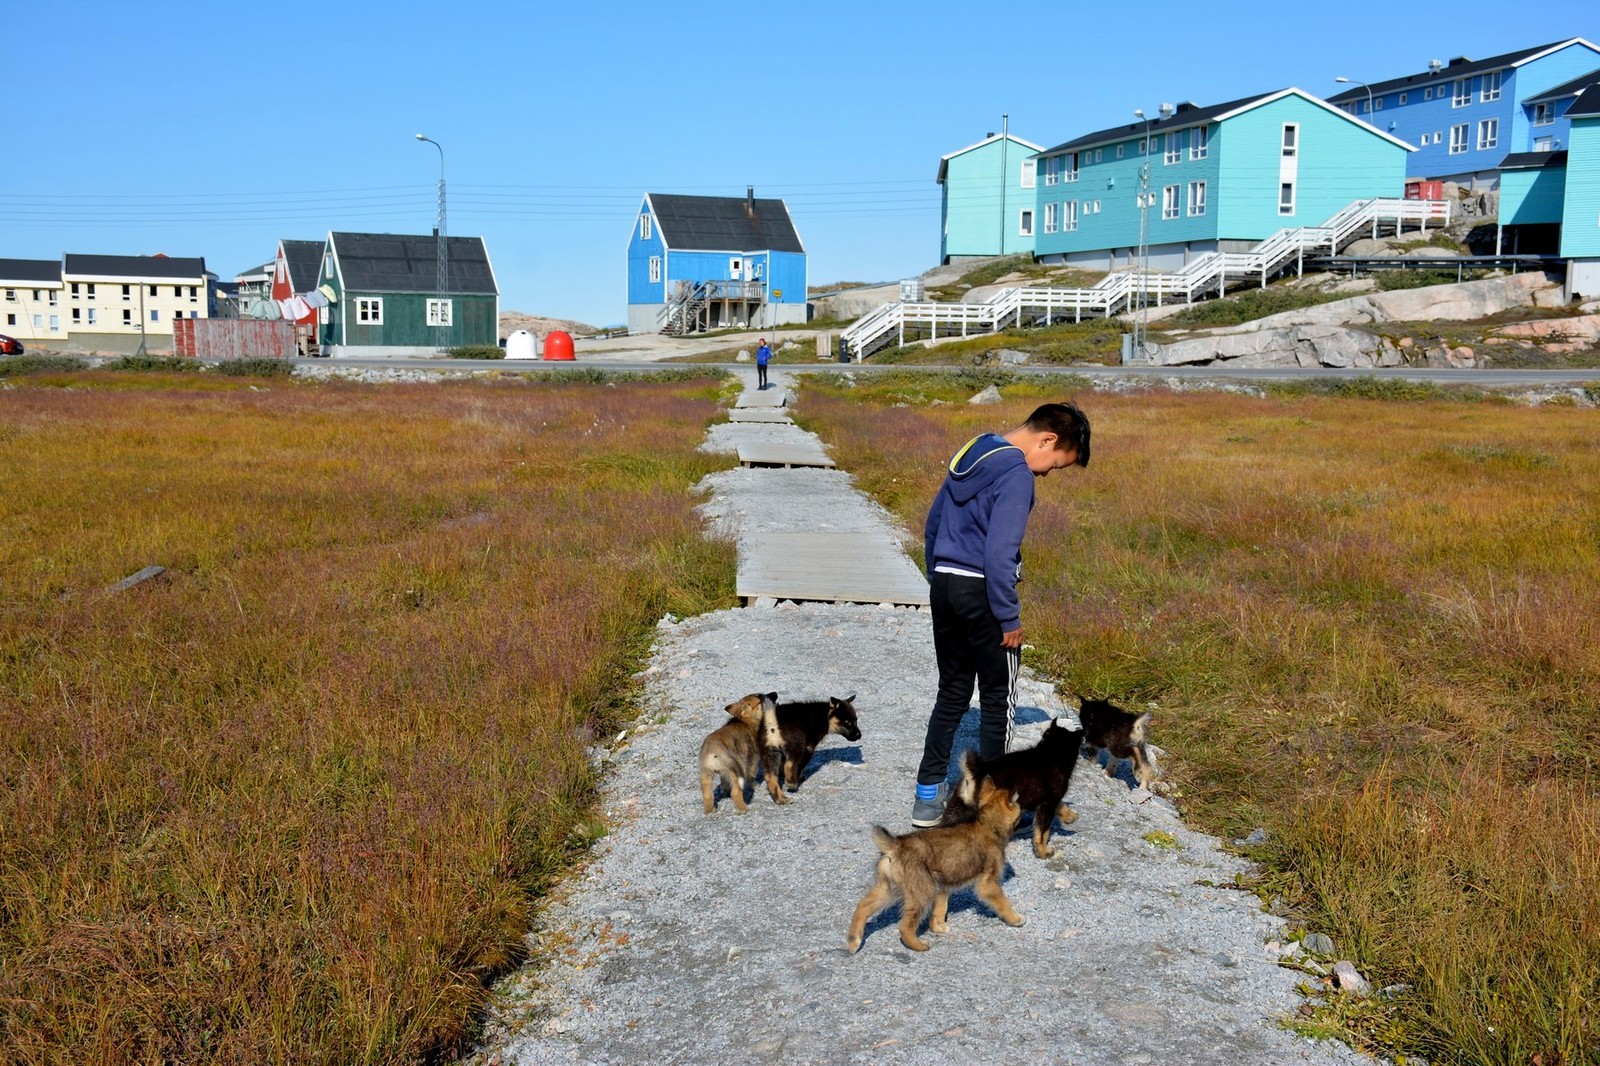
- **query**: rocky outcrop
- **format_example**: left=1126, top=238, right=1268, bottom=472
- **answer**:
left=1212, top=272, right=1559, bottom=335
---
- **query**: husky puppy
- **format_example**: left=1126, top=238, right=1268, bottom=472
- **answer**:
left=846, top=772, right=1024, bottom=953
left=1078, top=697, right=1155, bottom=790
left=940, top=718, right=1085, bottom=859
left=698, top=692, right=787, bottom=813
left=767, top=693, right=862, bottom=792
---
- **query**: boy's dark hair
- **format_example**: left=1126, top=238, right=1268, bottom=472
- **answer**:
left=1022, top=402, right=1091, bottom=467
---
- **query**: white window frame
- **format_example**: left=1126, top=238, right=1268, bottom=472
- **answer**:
left=1281, top=123, right=1299, bottom=157
left=1064, top=152, right=1078, bottom=182
left=1043, top=201, right=1058, bottom=234
left=122, top=309, right=132, bottom=325
left=647, top=255, right=661, bottom=283
left=1374, top=96, right=1383, bottom=111
left=639, top=214, right=651, bottom=240
left=1063, top=200, right=1078, bottom=231
left=1115, top=143, right=1125, bottom=159
left=1278, top=181, right=1296, bottom=215
left=1452, top=78, right=1471, bottom=107
left=425, top=298, right=453, bottom=327
left=1481, top=70, right=1501, bottom=102
left=1189, top=125, right=1208, bottom=160
left=1449, top=124, right=1469, bottom=154
left=1043, top=156, right=1058, bottom=185
left=1092, top=148, right=1102, bottom=163
left=72, top=307, right=81, bottom=323
left=1187, top=180, right=1206, bottom=217
left=357, top=297, right=383, bottom=324
left=1162, top=184, right=1180, bottom=220
left=32, top=314, right=42, bottom=327
left=1018, top=209, right=1033, bottom=237
left=3, top=289, right=13, bottom=302
left=1533, top=102, right=1556, bottom=126
left=1477, top=118, right=1498, bottom=151
left=1164, top=132, right=1181, bottom=165
left=1533, top=135, right=1553, bottom=152
left=1424, top=87, right=1433, bottom=101
left=1020, top=159, right=1036, bottom=189
left=49, top=315, right=59, bottom=332
left=1398, top=92, right=1408, bottom=105
left=87, top=308, right=96, bottom=325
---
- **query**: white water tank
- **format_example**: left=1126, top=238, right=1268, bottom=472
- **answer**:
left=504, top=329, right=536, bottom=360
left=899, top=279, right=925, bottom=302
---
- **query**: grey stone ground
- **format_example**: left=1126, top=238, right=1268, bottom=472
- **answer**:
left=467, top=370, right=1377, bottom=1066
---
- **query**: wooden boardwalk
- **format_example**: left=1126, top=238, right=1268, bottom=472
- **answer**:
left=728, top=408, right=792, bottom=424
left=734, top=386, right=786, bottom=409
left=737, top=442, right=835, bottom=469
left=737, top=532, right=930, bottom=607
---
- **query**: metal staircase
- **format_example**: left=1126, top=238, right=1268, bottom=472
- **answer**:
left=659, top=280, right=710, bottom=336
left=841, top=197, right=1452, bottom=360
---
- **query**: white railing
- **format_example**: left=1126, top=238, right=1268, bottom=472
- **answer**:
left=840, top=197, right=1452, bottom=359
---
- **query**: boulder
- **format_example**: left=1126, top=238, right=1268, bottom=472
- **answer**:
left=1147, top=324, right=1399, bottom=369
left=968, top=385, right=1003, bottom=405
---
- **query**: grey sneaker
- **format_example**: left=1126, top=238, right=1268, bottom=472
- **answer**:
left=910, top=783, right=950, bottom=828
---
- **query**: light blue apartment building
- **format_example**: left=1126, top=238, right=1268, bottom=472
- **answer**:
left=1559, top=84, right=1600, bottom=297
left=1327, top=37, right=1600, bottom=185
left=937, top=132, right=1044, bottom=263
left=1032, top=89, right=1411, bottom=272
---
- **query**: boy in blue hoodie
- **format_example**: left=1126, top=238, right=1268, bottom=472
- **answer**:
left=912, top=401, right=1091, bottom=826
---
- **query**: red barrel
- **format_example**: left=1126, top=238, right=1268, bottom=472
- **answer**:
left=542, top=330, right=575, bottom=360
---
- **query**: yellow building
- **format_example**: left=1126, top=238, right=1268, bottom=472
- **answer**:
left=0, top=259, right=67, bottom=344
left=61, top=254, right=215, bottom=350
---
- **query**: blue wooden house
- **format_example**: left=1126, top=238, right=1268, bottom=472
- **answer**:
left=627, top=189, right=806, bottom=335
left=1032, top=88, right=1411, bottom=272
left=937, top=131, right=1045, bottom=263
left=1327, top=37, right=1600, bottom=185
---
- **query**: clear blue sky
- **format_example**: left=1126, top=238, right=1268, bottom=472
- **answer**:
left=5, top=1, right=1595, bottom=327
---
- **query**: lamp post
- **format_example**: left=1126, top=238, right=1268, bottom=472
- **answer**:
left=414, top=133, right=449, bottom=350
left=1131, top=103, right=1172, bottom=364
left=1334, top=77, right=1374, bottom=121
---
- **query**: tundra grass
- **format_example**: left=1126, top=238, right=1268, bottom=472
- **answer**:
left=0, top=372, right=734, bottom=1064
left=798, top=378, right=1600, bottom=1065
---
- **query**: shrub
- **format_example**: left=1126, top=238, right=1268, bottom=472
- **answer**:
left=445, top=345, right=506, bottom=360
left=211, top=358, right=295, bottom=378
left=103, top=354, right=197, bottom=373
left=1163, top=286, right=1341, bottom=327
left=0, top=354, right=89, bottom=377
left=1375, top=268, right=1490, bottom=291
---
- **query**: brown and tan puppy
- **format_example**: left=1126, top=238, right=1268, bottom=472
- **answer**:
left=1079, top=697, right=1156, bottom=790
left=939, top=719, right=1085, bottom=859
left=699, top=692, right=787, bottom=813
left=846, top=773, right=1024, bottom=953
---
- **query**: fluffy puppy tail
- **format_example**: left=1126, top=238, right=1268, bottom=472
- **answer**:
left=760, top=693, right=783, bottom=750
left=870, top=826, right=897, bottom=854
left=1131, top=712, right=1153, bottom=743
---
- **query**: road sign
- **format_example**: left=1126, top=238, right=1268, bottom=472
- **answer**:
left=772, top=289, right=782, bottom=299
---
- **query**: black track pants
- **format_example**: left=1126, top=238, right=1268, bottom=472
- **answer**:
left=917, top=571, right=1020, bottom=786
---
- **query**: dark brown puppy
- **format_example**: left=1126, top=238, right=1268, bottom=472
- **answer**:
left=766, top=694, right=861, bottom=793
left=938, top=719, right=1085, bottom=859
left=698, top=692, right=787, bottom=813
left=1079, top=697, right=1155, bottom=790
left=847, top=772, right=1024, bottom=953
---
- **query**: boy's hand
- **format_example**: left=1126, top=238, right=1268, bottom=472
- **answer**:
left=1001, top=628, right=1024, bottom=650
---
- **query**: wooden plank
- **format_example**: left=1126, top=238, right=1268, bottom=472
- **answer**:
left=737, top=443, right=835, bottom=469
left=738, top=532, right=929, bottom=606
left=734, top=388, right=786, bottom=410
left=727, top=408, right=792, bottom=424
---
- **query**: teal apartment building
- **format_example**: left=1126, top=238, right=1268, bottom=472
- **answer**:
left=1497, top=78, right=1600, bottom=297
left=1032, top=89, right=1412, bottom=272
left=938, top=132, right=1044, bottom=263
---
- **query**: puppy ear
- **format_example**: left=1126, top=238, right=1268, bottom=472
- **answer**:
left=766, top=691, right=779, bottom=703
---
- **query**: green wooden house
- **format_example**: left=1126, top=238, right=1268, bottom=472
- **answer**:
left=318, top=231, right=499, bottom=354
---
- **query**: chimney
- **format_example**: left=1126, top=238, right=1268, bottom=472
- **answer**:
left=1175, top=101, right=1199, bottom=113
left=1447, top=56, right=1469, bottom=67
left=745, top=186, right=755, bottom=218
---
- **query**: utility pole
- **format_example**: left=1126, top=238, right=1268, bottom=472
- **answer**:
left=998, top=113, right=1009, bottom=258
left=415, top=134, right=449, bottom=351
left=136, top=283, right=148, bottom=357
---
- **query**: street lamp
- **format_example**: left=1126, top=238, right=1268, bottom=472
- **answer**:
left=1131, top=102, right=1172, bottom=364
left=414, top=133, right=449, bottom=349
left=1334, top=77, right=1374, bottom=121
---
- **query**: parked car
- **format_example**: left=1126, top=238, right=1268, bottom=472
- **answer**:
left=0, top=334, right=23, bottom=355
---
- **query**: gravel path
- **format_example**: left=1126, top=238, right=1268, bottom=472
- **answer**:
left=469, top=369, right=1377, bottom=1066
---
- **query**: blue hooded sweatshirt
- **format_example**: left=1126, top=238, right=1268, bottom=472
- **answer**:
left=923, top=433, right=1034, bottom=632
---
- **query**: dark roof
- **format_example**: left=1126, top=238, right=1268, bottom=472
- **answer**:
left=1328, top=38, right=1596, bottom=104
left=646, top=194, right=804, bottom=253
left=1039, top=91, right=1275, bottom=156
left=63, top=253, right=207, bottom=279
left=1571, top=82, right=1600, bottom=118
left=0, top=258, right=63, bottom=284
left=1499, top=150, right=1569, bottom=169
left=1521, top=67, right=1600, bottom=105
left=328, top=232, right=496, bottom=295
left=280, top=239, right=324, bottom=292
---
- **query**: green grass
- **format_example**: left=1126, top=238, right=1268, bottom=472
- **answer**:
left=1160, top=285, right=1344, bottom=328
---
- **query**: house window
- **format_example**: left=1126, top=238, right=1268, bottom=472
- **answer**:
left=1043, top=202, right=1058, bottom=234
left=1424, top=87, right=1433, bottom=100
left=1064, top=152, right=1078, bottom=182
left=1281, top=123, right=1299, bottom=157
left=1449, top=124, right=1469, bottom=154
left=1189, top=126, right=1208, bottom=160
left=70, top=282, right=80, bottom=297
left=3, top=289, right=13, bottom=302
left=1116, top=143, right=1125, bottom=159
left=87, top=308, right=96, bottom=325
left=150, top=310, right=159, bottom=322
left=639, top=214, right=651, bottom=240
left=356, top=297, right=383, bottom=324
left=49, top=315, right=59, bottom=332
left=1533, top=102, right=1556, bottom=126
left=1043, top=156, right=1058, bottom=185
left=1164, top=132, right=1180, bottom=164
left=1374, top=96, right=1383, bottom=110
left=426, top=298, right=453, bottom=327
left=1279, top=181, right=1296, bottom=215
left=1398, top=92, right=1408, bottom=105
left=149, top=285, right=157, bottom=297
left=1020, top=159, right=1036, bottom=188
left=48, top=291, right=57, bottom=306
left=122, top=285, right=131, bottom=300
left=72, top=308, right=81, bottom=323
left=1481, top=70, right=1501, bottom=102
left=1018, top=209, right=1033, bottom=237
left=1534, top=135, right=1553, bottom=152
left=189, top=286, right=198, bottom=302
left=1477, top=118, right=1498, bottom=150
left=1452, top=79, right=1470, bottom=107
left=4, top=313, right=13, bottom=325
left=1092, top=149, right=1102, bottom=163
left=122, top=309, right=132, bottom=325
left=1188, top=180, right=1206, bottom=216
left=1162, top=185, right=1180, bottom=220
left=1063, top=200, right=1078, bottom=231
left=648, top=256, right=661, bottom=283
left=87, top=283, right=95, bottom=297
left=32, top=314, right=42, bottom=327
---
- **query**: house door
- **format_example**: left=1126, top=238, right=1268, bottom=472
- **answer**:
left=729, top=257, right=743, bottom=281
